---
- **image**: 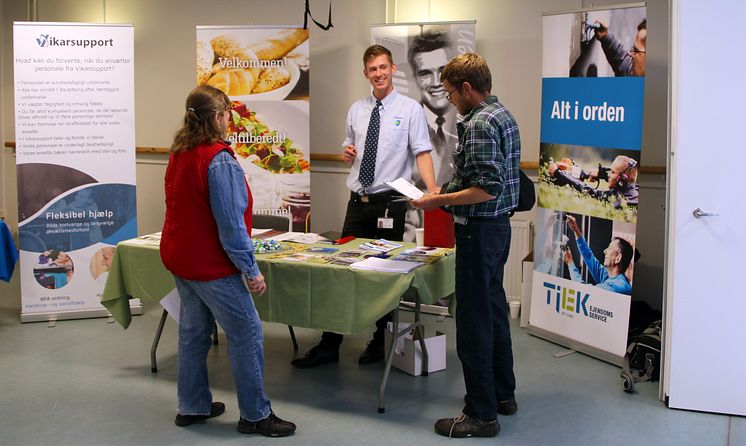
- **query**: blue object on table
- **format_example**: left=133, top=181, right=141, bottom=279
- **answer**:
left=0, top=221, right=19, bottom=282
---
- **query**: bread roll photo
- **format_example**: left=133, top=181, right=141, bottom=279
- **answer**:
left=252, top=66, right=291, bottom=93
left=210, top=35, right=261, bottom=79
left=196, top=41, right=214, bottom=85
left=247, top=28, right=309, bottom=60
left=207, top=69, right=256, bottom=96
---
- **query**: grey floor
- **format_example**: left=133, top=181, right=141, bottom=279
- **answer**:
left=0, top=276, right=742, bottom=446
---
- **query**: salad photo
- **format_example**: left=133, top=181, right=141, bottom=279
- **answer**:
left=227, top=101, right=310, bottom=174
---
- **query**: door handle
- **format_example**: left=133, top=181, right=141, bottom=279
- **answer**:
left=692, top=208, right=719, bottom=218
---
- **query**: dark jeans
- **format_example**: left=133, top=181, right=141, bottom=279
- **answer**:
left=455, top=214, right=515, bottom=421
left=320, top=192, right=406, bottom=349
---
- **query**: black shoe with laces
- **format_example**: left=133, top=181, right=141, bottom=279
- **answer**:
left=290, top=345, right=339, bottom=368
left=174, top=402, right=225, bottom=426
left=434, top=412, right=500, bottom=438
left=237, top=411, right=296, bottom=437
left=358, top=340, right=385, bottom=365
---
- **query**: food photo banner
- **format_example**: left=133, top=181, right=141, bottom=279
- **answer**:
left=529, top=5, right=646, bottom=361
left=13, top=22, right=138, bottom=322
left=196, top=26, right=310, bottom=232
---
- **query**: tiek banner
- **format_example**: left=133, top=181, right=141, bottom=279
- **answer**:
left=13, top=22, right=138, bottom=322
left=196, top=26, right=310, bottom=232
left=529, top=5, right=646, bottom=361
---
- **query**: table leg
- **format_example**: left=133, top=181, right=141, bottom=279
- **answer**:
left=378, top=307, right=400, bottom=414
left=414, top=294, right=429, bottom=376
left=377, top=294, right=431, bottom=413
left=288, top=326, right=299, bottom=350
left=151, top=309, right=169, bottom=373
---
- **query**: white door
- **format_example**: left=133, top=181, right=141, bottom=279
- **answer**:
left=663, top=0, right=746, bottom=416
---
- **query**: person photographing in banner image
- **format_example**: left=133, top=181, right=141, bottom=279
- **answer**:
left=412, top=53, right=520, bottom=438
left=290, top=44, right=438, bottom=369
left=594, top=17, right=646, bottom=77
left=547, top=155, right=639, bottom=209
left=160, top=85, right=295, bottom=437
left=563, top=215, right=633, bottom=295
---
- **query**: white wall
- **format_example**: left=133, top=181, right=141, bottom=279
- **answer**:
left=1, top=0, right=669, bottom=309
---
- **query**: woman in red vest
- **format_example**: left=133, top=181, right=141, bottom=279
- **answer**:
left=160, top=85, right=295, bottom=437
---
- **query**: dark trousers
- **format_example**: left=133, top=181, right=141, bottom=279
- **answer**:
left=455, top=214, right=516, bottom=421
left=319, top=192, right=406, bottom=349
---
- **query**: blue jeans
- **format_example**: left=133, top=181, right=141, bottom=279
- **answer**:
left=454, top=215, right=516, bottom=421
left=174, top=274, right=271, bottom=422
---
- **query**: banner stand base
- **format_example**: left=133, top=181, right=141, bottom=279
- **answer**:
left=526, top=324, right=623, bottom=367
left=21, top=303, right=143, bottom=324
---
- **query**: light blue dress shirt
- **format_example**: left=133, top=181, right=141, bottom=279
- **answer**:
left=207, top=150, right=261, bottom=280
left=567, top=236, right=632, bottom=295
left=343, top=90, right=432, bottom=194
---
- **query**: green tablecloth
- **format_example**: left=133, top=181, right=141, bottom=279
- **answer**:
left=102, top=236, right=455, bottom=333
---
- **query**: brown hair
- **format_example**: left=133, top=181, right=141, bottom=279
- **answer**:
left=440, top=52, right=492, bottom=95
left=170, top=85, right=231, bottom=153
left=363, top=44, right=394, bottom=67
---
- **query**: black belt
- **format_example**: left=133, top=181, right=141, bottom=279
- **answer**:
left=350, top=190, right=396, bottom=204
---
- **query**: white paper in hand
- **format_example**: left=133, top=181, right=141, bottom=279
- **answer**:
left=385, top=178, right=424, bottom=200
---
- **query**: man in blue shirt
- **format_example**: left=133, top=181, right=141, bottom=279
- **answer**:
left=290, top=45, right=439, bottom=368
left=564, top=215, right=633, bottom=295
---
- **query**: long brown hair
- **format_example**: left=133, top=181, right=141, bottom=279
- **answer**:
left=170, top=85, right=231, bottom=152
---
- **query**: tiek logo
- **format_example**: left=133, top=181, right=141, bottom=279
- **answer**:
left=36, top=34, right=50, bottom=47
left=394, top=119, right=402, bottom=127
left=543, top=281, right=589, bottom=316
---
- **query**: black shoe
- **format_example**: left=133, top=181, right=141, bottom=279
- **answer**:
left=237, top=411, right=296, bottom=437
left=434, top=412, right=500, bottom=438
left=498, top=398, right=518, bottom=416
left=291, top=345, right=339, bottom=368
left=358, top=340, right=385, bottom=365
left=175, top=402, right=225, bottom=426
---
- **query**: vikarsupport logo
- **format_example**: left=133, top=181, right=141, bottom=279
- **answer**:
left=36, top=34, right=114, bottom=48
left=543, top=281, right=614, bottom=323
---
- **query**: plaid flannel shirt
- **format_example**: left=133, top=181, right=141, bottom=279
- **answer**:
left=445, top=96, right=521, bottom=217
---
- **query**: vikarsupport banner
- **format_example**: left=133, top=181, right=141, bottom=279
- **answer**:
left=529, top=5, right=646, bottom=361
left=196, top=26, right=310, bottom=231
left=370, top=21, right=476, bottom=242
left=13, top=23, right=138, bottom=322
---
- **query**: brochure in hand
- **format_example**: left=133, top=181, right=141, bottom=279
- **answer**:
left=385, top=178, right=424, bottom=200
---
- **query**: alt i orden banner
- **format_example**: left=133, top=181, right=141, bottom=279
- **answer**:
left=529, top=5, right=646, bottom=361
left=13, top=22, right=138, bottom=322
left=196, top=26, right=310, bottom=232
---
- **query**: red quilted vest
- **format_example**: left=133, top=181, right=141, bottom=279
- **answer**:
left=160, top=141, right=253, bottom=281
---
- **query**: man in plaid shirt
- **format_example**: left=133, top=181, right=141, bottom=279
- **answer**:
left=413, top=52, right=520, bottom=439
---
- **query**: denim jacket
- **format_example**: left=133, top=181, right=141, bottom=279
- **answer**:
left=207, top=150, right=261, bottom=280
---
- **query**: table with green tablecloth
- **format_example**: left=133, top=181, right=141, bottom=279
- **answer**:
left=101, top=234, right=456, bottom=412
left=102, top=236, right=455, bottom=331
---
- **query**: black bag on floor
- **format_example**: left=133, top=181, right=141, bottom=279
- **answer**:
left=621, top=320, right=661, bottom=393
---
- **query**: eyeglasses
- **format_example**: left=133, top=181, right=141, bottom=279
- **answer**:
left=629, top=46, right=646, bottom=54
left=445, top=83, right=463, bottom=101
